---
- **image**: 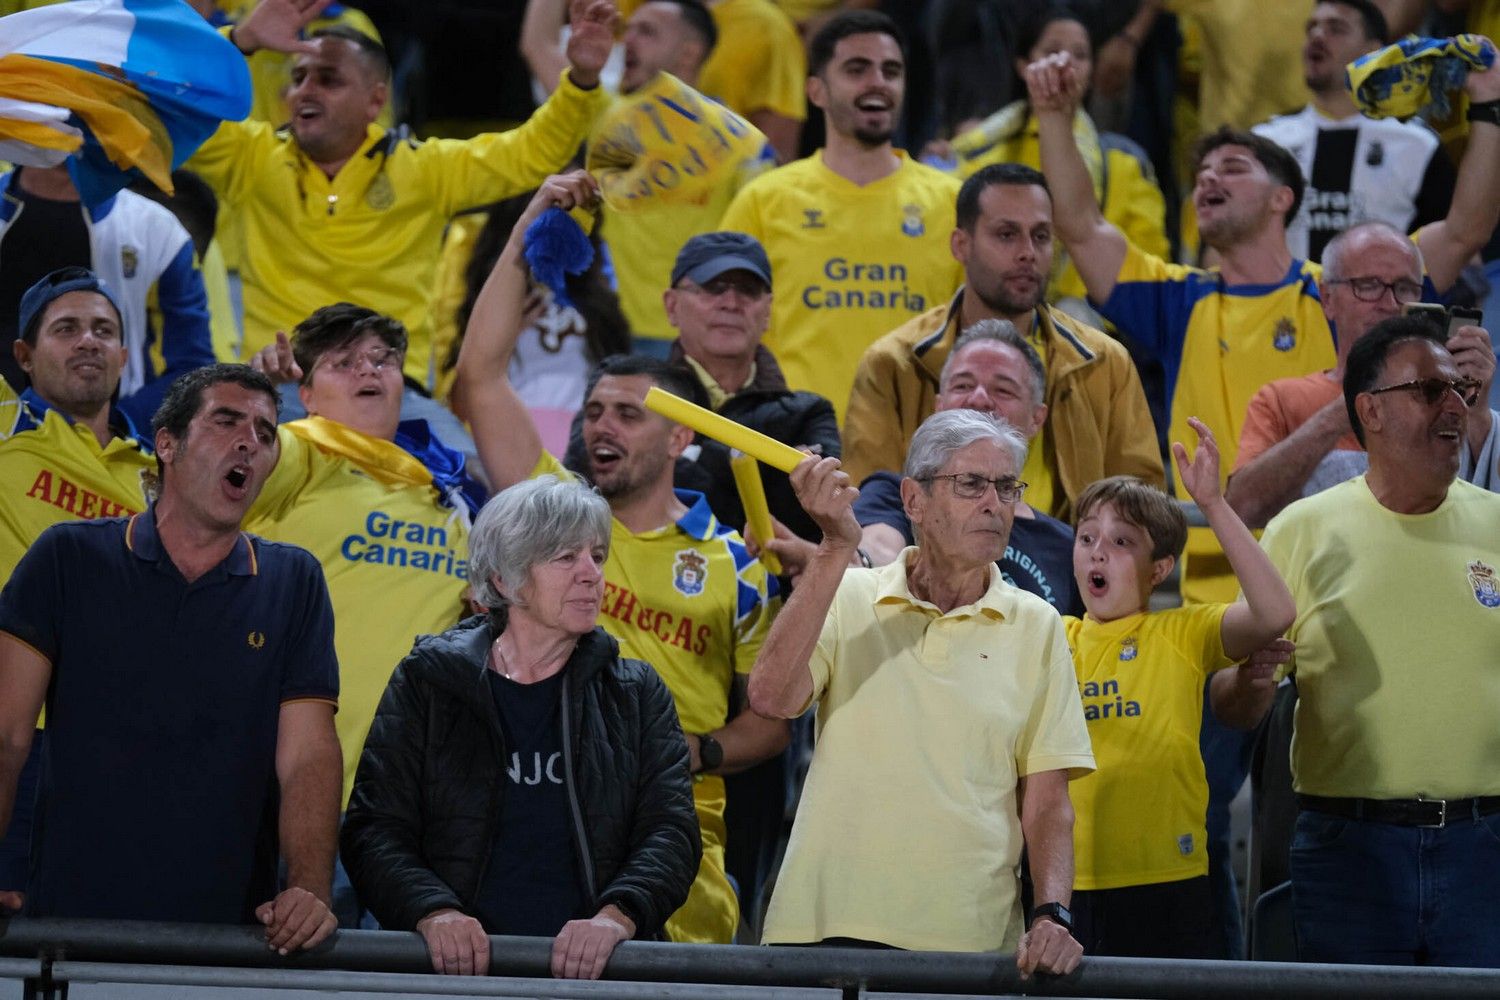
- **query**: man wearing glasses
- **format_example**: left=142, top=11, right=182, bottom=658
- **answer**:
left=1227, top=222, right=1496, bottom=528
left=748, top=408, right=1093, bottom=975
left=1217, top=313, right=1500, bottom=967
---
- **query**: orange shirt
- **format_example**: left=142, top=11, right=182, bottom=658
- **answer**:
left=1235, top=371, right=1362, bottom=470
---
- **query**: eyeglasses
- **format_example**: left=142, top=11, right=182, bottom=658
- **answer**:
left=1368, top=377, right=1482, bottom=407
left=920, top=472, right=1027, bottom=503
left=317, top=345, right=403, bottom=376
left=1325, top=276, right=1424, bottom=305
left=679, top=276, right=770, bottom=300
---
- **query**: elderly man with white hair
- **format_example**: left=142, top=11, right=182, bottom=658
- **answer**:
left=749, top=409, right=1094, bottom=973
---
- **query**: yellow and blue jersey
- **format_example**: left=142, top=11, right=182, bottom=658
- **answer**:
left=1097, top=243, right=1337, bottom=601
left=0, top=387, right=155, bottom=586
left=245, top=416, right=475, bottom=803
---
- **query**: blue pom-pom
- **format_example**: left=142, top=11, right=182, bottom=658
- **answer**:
left=523, top=207, right=594, bottom=311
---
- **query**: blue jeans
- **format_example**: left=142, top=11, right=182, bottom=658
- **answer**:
left=1291, top=807, right=1500, bottom=966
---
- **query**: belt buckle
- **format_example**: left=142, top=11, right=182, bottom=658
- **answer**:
left=1417, top=797, right=1447, bottom=829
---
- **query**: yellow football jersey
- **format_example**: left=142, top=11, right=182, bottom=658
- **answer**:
left=719, top=152, right=963, bottom=422
left=246, top=417, right=471, bottom=803
left=1099, top=242, right=1336, bottom=602
left=1064, top=605, right=1234, bottom=890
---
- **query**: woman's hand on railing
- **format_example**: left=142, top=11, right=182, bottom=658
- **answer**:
left=416, top=908, right=490, bottom=976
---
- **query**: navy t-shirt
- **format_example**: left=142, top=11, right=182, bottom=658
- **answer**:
left=475, top=668, right=584, bottom=936
left=854, top=471, right=1084, bottom=617
left=0, top=510, right=338, bottom=923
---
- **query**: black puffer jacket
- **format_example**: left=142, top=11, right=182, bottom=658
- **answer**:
left=340, top=618, right=701, bottom=937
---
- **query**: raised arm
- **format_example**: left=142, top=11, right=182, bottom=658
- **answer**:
left=451, top=172, right=599, bottom=489
left=1174, top=417, right=1296, bottom=660
left=1027, top=52, right=1129, bottom=303
left=1412, top=52, right=1500, bottom=294
left=520, top=0, right=571, bottom=96
left=747, top=456, right=861, bottom=719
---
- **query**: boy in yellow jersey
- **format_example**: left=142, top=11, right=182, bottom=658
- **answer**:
left=453, top=174, right=788, bottom=944
left=0, top=269, right=157, bottom=914
left=719, top=10, right=962, bottom=423
left=1063, top=420, right=1294, bottom=957
left=189, top=0, right=615, bottom=391
left=246, top=304, right=487, bottom=927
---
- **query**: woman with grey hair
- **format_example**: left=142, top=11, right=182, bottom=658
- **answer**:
left=342, top=476, right=700, bottom=980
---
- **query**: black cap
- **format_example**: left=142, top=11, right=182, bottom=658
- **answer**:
left=670, top=231, right=772, bottom=288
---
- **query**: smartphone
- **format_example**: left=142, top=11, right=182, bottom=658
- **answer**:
left=1447, top=306, right=1484, bottom=339
left=1402, top=302, right=1449, bottom=326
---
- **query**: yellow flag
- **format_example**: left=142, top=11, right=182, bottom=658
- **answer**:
left=587, top=72, right=773, bottom=213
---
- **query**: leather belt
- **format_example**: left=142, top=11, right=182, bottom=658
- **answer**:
left=1297, top=794, right=1500, bottom=829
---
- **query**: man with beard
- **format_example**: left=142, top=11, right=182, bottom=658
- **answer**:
left=1028, top=46, right=1500, bottom=604
left=719, top=10, right=963, bottom=424
left=842, top=163, right=1162, bottom=518
left=453, top=176, right=786, bottom=945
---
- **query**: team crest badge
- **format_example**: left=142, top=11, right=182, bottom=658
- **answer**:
left=673, top=549, right=708, bottom=596
left=900, top=203, right=924, bottom=237
left=1178, top=833, right=1195, bottom=856
left=1119, top=636, right=1138, bottom=661
left=1469, top=560, right=1500, bottom=608
left=120, top=246, right=138, bottom=279
left=366, top=173, right=395, bottom=211
left=1272, top=317, right=1296, bottom=352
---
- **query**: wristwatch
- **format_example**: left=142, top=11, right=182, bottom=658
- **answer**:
left=1469, top=99, right=1500, bottom=127
left=1029, top=901, right=1074, bottom=933
left=696, top=733, right=724, bottom=772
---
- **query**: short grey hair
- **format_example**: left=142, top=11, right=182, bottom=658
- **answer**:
left=1321, top=220, right=1423, bottom=281
left=468, top=475, right=611, bottom=609
left=938, top=318, right=1047, bottom=409
left=903, top=408, right=1028, bottom=482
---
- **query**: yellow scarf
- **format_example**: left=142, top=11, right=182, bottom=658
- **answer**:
left=283, top=415, right=434, bottom=490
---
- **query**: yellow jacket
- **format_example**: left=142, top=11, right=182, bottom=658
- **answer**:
left=843, top=290, right=1164, bottom=521
left=188, top=73, right=605, bottom=388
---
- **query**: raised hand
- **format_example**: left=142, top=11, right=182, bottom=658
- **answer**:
left=1024, top=51, right=1087, bottom=116
left=788, top=455, right=862, bottom=550
left=1171, top=416, right=1224, bottom=509
left=234, top=0, right=337, bottom=56
left=565, top=0, right=618, bottom=89
left=248, top=331, right=303, bottom=385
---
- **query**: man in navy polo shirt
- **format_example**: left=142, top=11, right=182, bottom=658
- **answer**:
left=0, top=364, right=341, bottom=954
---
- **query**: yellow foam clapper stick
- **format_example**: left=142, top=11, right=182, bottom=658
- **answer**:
left=730, top=450, right=782, bottom=575
left=642, top=387, right=806, bottom=474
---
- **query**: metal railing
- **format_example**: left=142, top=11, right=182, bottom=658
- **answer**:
left=5, top=919, right=1500, bottom=999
